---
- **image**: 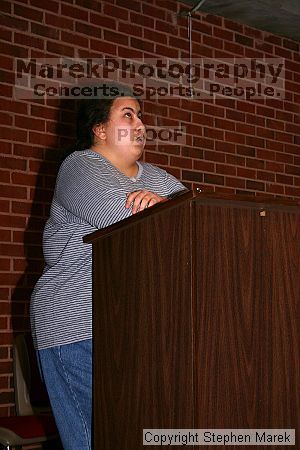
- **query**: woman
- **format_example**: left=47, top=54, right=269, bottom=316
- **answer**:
left=30, top=85, right=186, bottom=450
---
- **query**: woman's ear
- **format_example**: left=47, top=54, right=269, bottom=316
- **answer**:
left=93, top=123, right=106, bottom=141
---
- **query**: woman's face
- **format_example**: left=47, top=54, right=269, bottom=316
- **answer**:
left=100, top=96, right=146, bottom=161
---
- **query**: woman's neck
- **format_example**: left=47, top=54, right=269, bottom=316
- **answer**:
left=90, top=146, right=139, bottom=178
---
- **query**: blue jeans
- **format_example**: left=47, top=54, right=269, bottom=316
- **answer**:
left=37, top=339, right=92, bottom=450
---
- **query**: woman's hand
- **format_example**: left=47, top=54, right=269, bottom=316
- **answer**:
left=125, top=190, right=167, bottom=214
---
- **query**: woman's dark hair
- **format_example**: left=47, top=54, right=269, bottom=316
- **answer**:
left=73, top=82, right=138, bottom=152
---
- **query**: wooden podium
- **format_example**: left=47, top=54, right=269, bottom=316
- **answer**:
left=84, top=191, right=299, bottom=449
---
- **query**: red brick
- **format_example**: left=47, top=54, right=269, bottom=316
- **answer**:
left=13, top=144, right=44, bottom=160
left=225, top=131, right=245, bottom=144
left=168, top=36, right=189, bottom=52
left=15, top=115, right=45, bottom=132
left=204, top=173, right=224, bottom=185
left=226, top=177, right=245, bottom=188
left=156, top=44, right=178, bottom=59
left=203, top=35, right=223, bottom=49
left=275, top=46, right=292, bottom=59
left=116, top=0, right=141, bottom=12
left=247, top=159, right=264, bottom=169
left=236, top=123, right=255, bottom=135
left=0, top=112, right=13, bottom=126
left=193, top=137, right=214, bottom=150
left=104, top=3, right=128, bottom=20
left=257, top=170, right=275, bottom=182
left=265, top=161, right=284, bottom=172
left=130, top=12, right=154, bottom=29
left=181, top=147, right=203, bottom=159
left=276, top=152, right=294, bottom=164
left=256, top=149, right=276, bottom=161
left=224, top=18, right=244, bottom=33
left=103, top=30, right=128, bottom=46
left=216, top=164, right=236, bottom=176
left=47, top=41, right=74, bottom=57
left=0, top=169, right=10, bottom=184
left=266, top=119, right=284, bottom=131
left=224, top=41, right=244, bottom=56
left=14, top=4, right=43, bottom=22
left=12, top=172, right=37, bottom=186
left=245, top=136, right=265, bottom=148
left=0, top=259, right=10, bottom=271
left=226, top=109, right=245, bottom=122
left=265, top=140, right=284, bottom=152
left=275, top=131, right=294, bottom=144
left=118, top=45, right=141, bottom=59
left=0, top=184, right=27, bottom=199
left=215, top=185, right=234, bottom=194
left=31, top=22, right=59, bottom=39
left=193, top=160, right=214, bottom=173
left=0, top=215, right=27, bottom=229
left=45, top=13, right=73, bottom=31
left=60, top=31, right=89, bottom=48
left=0, top=143, right=12, bottom=157
left=118, top=22, right=142, bottom=38
left=0, top=27, right=12, bottom=41
left=245, top=47, right=265, bottom=59
left=215, top=118, right=234, bottom=131
left=203, top=104, right=224, bottom=118
left=284, top=101, right=300, bottom=113
left=0, top=13, right=28, bottom=32
left=29, top=132, right=58, bottom=147
left=0, top=201, right=10, bottom=215
left=193, top=43, right=213, bottom=58
left=204, top=128, right=224, bottom=140
left=76, top=0, right=102, bottom=11
left=285, top=165, right=300, bottom=176
left=236, top=101, right=256, bottom=114
left=0, top=69, right=14, bottom=85
left=0, top=56, right=13, bottom=74
left=203, top=14, right=223, bottom=26
left=0, top=41, right=28, bottom=58
left=246, top=180, right=265, bottom=191
left=235, top=33, right=253, bottom=47
left=191, top=113, right=214, bottom=127
left=182, top=170, right=203, bottom=183
left=216, top=141, right=235, bottom=154
left=256, top=105, right=275, bottom=118
left=236, top=146, right=255, bottom=157
left=237, top=167, right=256, bottom=179
left=214, top=27, right=233, bottom=42
left=30, top=0, right=59, bottom=13
left=168, top=108, right=191, bottom=123
left=61, top=4, right=89, bottom=20
left=256, top=127, right=275, bottom=139
left=204, top=150, right=225, bottom=163
left=130, top=37, right=154, bottom=53
left=14, top=32, right=45, bottom=50
left=0, top=156, right=27, bottom=170
left=264, top=34, right=282, bottom=46
left=276, top=174, right=294, bottom=185
left=156, top=20, right=178, bottom=36
left=0, top=0, right=11, bottom=13
left=170, top=156, right=192, bottom=169
left=285, top=186, right=300, bottom=197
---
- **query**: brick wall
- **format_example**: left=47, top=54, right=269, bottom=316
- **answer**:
left=0, top=0, right=299, bottom=416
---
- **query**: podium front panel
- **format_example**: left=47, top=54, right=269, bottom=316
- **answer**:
left=92, top=202, right=193, bottom=449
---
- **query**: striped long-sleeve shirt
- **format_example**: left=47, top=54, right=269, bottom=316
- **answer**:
left=30, top=149, right=185, bottom=349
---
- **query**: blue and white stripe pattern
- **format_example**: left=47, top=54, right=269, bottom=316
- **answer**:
left=30, top=149, right=185, bottom=349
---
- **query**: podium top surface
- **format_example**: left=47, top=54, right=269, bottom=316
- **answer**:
left=83, top=190, right=300, bottom=243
